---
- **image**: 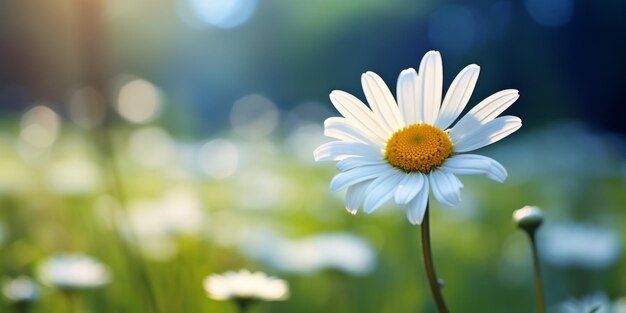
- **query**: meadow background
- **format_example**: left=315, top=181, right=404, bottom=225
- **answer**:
left=1, top=0, right=625, bottom=312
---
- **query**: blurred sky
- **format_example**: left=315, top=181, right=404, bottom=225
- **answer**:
left=1, top=0, right=626, bottom=135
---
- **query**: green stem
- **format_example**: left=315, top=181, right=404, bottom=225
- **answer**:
left=63, top=291, right=78, bottom=313
left=528, top=232, right=545, bottom=313
left=72, top=0, right=160, bottom=312
left=13, top=302, right=31, bottom=313
left=96, top=129, right=161, bottom=313
left=235, top=299, right=253, bottom=313
left=420, top=205, right=449, bottom=313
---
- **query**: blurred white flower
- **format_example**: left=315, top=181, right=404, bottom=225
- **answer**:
left=616, top=297, right=626, bottom=313
left=558, top=292, right=611, bottom=313
left=37, top=254, right=110, bottom=290
left=491, top=122, right=623, bottom=182
left=2, top=276, right=39, bottom=303
left=242, top=232, right=377, bottom=275
left=127, top=188, right=207, bottom=260
left=203, top=270, right=288, bottom=301
left=539, top=222, right=622, bottom=269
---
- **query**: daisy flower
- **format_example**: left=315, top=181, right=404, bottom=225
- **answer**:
left=2, top=276, right=39, bottom=304
left=314, top=50, right=521, bottom=224
left=203, top=269, right=289, bottom=302
left=37, top=254, right=110, bottom=290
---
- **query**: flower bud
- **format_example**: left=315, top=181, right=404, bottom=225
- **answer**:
left=513, top=206, right=544, bottom=232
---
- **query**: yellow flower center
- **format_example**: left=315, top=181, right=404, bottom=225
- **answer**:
left=385, top=124, right=453, bottom=173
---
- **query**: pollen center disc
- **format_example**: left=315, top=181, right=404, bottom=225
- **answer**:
left=385, top=124, right=453, bottom=173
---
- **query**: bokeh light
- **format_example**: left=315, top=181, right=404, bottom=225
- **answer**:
left=127, top=127, right=176, bottom=168
left=524, top=0, right=573, bottom=27
left=185, top=0, right=257, bottom=29
left=198, top=139, right=239, bottom=179
left=116, top=78, right=162, bottom=124
left=45, top=158, right=100, bottom=195
left=19, top=105, right=60, bottom=149
left=230, top=94, right=279, bottom=140
left=68, top=86, right=106, bottom=129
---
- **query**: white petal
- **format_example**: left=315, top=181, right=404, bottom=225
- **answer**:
left=435, top=64, right=480, bottom=130
left=394, top=173, right=425, bottom=205
left=449, top=89, right=519, bottom=142
left=324, top=117, right=385, bottom=147
left=329, top=90, right=391, bottom=141
left=345, top=180, right=372, bottom=214
left=361, top=72, right=405, bottom=132
left=363, top=171, right=404, bottom=214
left=441, top=154, right=507, bottom=183
left=405, top=179, right=429, bottom=225
left=452, top=116, right=522, bottom=152
left=329, top=163, right=392, bottom=191
left=314, top=141, right=382, bottom=162
left=428, top=170, right=462, bottom=207
left=396, top=68, right=419, bottom=125
left=336, top=157, right=385, bottom=172
left=416, top=51, right=443, bottom=125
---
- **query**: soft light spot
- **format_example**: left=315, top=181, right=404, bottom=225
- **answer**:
left=230, top=94, right=279, bottom=140
left=45, top=159, right=100, bottom=195
left=20, top=105, right=60, bottom=148
left=285, top=124, right=327, bottom=164
left=128, top=127, right=175, bottom=168
left=117, top=79, right=162, bottom=124
left=186, top=0, right=257, bottom=29
left=524, top=0, right=573, bottom=27
left=199, top=139, right=239, bottom=179
left=68, top=86, right=106, bottom=129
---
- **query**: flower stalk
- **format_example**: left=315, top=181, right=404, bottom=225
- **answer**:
left=420, top=203, right=449, bottom=313
left=235, top=299, right=254, bottom=313
left=528, top=232, right=545, bottom=313
left=513, top=206, right=545, bottom=313
left=63, top=291, right=78, bottom=313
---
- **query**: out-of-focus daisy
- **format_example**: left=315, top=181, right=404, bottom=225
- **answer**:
left=314, top=50, right=521, bottom=224
left=558, top=292, right=612, bottom=313
left=2, top=276, right=39, bottom=304
left=203, top=270, right=289, bottom=302
left=539, top=222, right=622, bottom=269
left=616, top=297, right=626, bottom=313
left=37, top=254, right=110, bottom=290
left=241, top=232, right=377, bottom=275
left=125, top=188, right=208, bottom=261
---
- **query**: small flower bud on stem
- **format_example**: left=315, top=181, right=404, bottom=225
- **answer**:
left=513, top=206, right=545, bottom=313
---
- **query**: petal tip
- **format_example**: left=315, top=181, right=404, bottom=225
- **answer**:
left=346, top=207, right=358, bottom=215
